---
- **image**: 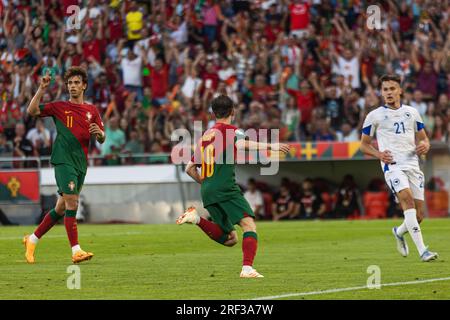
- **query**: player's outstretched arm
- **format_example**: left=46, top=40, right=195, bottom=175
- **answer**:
left=185, top=161, right=202, bottom=184
left=235, top=140, right=290, bottom=154
left=360, top=134, right=393, bottom=164
left=27, top=71, right=51, bottom=117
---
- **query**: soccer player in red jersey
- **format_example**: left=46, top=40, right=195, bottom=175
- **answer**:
left=23, top=67, right=105, bottom=264
left=176, top=95, right=290, bottom=278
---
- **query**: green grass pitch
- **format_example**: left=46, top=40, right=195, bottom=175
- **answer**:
left=0, top=218, right=449, bottom=299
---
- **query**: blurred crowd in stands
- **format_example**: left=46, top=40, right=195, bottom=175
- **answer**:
left=242, top=174, right=449, bottom=220
left=0, top=0, right=449, bottom=167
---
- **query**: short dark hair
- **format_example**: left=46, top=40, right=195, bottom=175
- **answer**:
left=211, top=95, right=234, bottom=119
left=64, top=66, right=88, bottom=85
left=379, top=74, right=401, bottom=88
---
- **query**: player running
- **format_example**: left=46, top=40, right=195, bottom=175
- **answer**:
left=23, top=67, right=105, bottom=264
left=176, top=95, right=290, bottom=278
left=360, top=74, right=437, bottom=262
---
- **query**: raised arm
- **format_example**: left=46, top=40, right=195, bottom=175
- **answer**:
left=27, top=71, right=51, bottom=117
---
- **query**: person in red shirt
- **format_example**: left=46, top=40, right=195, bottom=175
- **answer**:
left=201, top=61, right=219, bottom=92
left=246, top=74, right=274, bottom=103
left=264, top=19, right=283, bottom=45
left=150, top=58, right=169, bottom=103
left=82, top=19, right=104, bottom=63
left=282, top=78, right=316, bottom=137
left=289, top=0, right=311, bottom=39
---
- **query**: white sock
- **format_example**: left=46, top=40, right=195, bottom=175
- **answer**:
left=194, top=215, right=200, bottom=225
left=71, top=245, right=81, bottom=255
left=242, top=265, right=253, bottom=273
left=396, top=222, right=408, bottom=237
left=29, top=233, right=39, bottom=244
left=404, top=209, right=427, bottom=255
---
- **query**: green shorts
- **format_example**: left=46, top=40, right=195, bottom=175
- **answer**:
left=205, top=196, right=255, bottom=234
left=54, top=164, right=85, bottom=195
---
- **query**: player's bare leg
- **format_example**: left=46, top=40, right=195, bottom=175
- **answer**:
left=63, top=193, right=93, bottom=263
left=239, top=217, right=263, bottom=278
left=23, top=197, right=65, bottom=263
left=395, top=189, right=437, bottom=261
left=176, top=207, right=230, bottom=245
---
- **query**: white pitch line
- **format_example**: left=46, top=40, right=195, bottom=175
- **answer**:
left=0, top=231, right=144, bottom=241
left=252, top=276, right=450, bottom=300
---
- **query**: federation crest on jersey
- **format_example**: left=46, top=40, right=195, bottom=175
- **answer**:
left=393, top=178, right=400, bottom=186
left=86, top=112, right=92, bottom=122
left=404, top=112, right=411, bottom=120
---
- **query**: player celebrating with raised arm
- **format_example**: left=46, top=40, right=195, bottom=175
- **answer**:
left=23, top=67, right=106, bottom=264
left=176, top=95, right=290, bottom=278
left=360, top=74, right=437, bottom=262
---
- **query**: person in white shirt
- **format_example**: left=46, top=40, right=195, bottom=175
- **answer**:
left=410, top=89, right=428, bottom=116
left=26, top=118, right=51, bottom=155
left=336, top=122, right=359, bottom=142
left=331, top=46, right=362, bottom=89
left=244, top=179, right=265, bottom=219
left=360, top=74, right=437, bottom=262
left=119, top=47, right=145, bottom=102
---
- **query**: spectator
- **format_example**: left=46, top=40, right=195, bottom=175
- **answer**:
left=410, top=89, right=427, bottom=116
left=244, top=178, right=264, bottom=220
left=202, top=0, right=223, bottom=45
left=122, top=129, right=145, bottom=164
left=288, top=0, right=310, bottom=40
left=281, top=96, right=300, bottom=142
left=333, top=174, right=362, bottom=219
left=125, top=1, right=143, bottom=44
left=336, top=122, right=358, bottom=142
left=297, top=178, right=326, bottom=219
left=118, top=40, right=145, bottom=102
left=312, top=118, right=335, bottom=142
left=272, top=183, right=296, bottom=221
left=0, top=132, right=13, bottom=168
left=150, top=58, right=169, bottom=104
left=13, top=122, right=37, bottom=168
left=432, top=115, right=446, bottom=142
left=26, top=118, right=51, bottom=156
left=101, top=116, right=125, bottom=162
left=282, top=78, right=316, bottom=138
left=422, top=102, right=435, bottom=137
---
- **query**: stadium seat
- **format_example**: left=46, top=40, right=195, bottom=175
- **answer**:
left=363, top=191, right=389, bottom=219
left=425, top=190, right=449, bottom=218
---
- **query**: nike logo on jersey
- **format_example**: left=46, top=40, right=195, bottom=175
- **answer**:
left=64, top=111, right=72, bottom=114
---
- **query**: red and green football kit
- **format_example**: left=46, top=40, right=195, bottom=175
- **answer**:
left=193, top=122, right=255, bottom=234
left=39, top=101, right=104, bottom=195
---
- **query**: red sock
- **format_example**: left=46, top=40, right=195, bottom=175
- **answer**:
left=34, top=209, right=61, bottom=239
left=64, top=216, right=78, bottom=247
left=242, top=233, right=258, bottom=266
left=198, top=217, right=227, bottom=244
